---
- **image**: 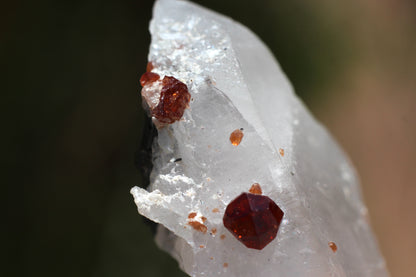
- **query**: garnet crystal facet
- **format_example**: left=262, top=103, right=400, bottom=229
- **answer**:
left=223, top=192, right=284, bottom=250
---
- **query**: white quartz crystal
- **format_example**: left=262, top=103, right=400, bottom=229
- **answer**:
left=131, top=0, right=389, bottom=276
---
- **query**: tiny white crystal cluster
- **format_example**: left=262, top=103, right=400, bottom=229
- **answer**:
left=131, top=0, right=389, bottom=276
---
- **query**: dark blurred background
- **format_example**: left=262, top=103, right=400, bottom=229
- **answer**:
left=3, top=0, right=415, bottom=276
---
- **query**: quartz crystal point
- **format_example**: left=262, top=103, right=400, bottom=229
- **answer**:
left=131, top=0, right=389, bottom=276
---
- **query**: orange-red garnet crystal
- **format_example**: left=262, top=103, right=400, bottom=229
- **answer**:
left=223, top=186, right=284, bottom=250
left=229, top=129, right=244, bottom=146
left=140, top=72, right=160, bottom=86
left=249, top=183, right=262, bottom=195
left=140, top=61, right=160, bottom=87
left=152, top=76, right=191, bottom=124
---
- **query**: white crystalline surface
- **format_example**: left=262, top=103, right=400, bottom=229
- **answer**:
left=131, top=0, right=389, bottom=276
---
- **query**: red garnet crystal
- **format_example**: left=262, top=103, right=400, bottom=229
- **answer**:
left=223, top=192, right=284, bottom=250
left=140, top=72, right=160, bottom=86
left=152, top=76, right=191, bottom=124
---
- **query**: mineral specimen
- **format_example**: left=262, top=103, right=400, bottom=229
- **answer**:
left=131, top=0, right=389, bottom=276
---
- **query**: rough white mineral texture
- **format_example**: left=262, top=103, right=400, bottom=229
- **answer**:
left=131, top=0, right=389, bottom=276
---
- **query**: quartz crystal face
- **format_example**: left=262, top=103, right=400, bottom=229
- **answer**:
left=131, top=0, right=389, bottom=276
left=223, top=192, right=284, bottom=250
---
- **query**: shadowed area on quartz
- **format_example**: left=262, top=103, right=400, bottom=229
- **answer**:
left=131, top=0, right=389, bottom=276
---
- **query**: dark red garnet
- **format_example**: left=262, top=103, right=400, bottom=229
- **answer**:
left=223, top=192, right=284, bottom=250
left=152, top=76, right=191, bottom=124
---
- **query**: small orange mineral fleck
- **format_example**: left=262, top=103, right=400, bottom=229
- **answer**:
left=220, top=234, right=226, bottom=240
left=249, top=183, right=262, bottom=195
left=229, top=129, right=244, bottom=146
left=328, top=241, right=338, bottom=253
left=188, top=212, right=197, bottom=219
left=223, top=263, right=228, bottom=268
left=199, top=245, right=205, bottom=248
left=211, top=228, right=217, bottom=235
left=209, top=257, right=214, bottom=260
left=212, top=208, right=219, bottom=213
left=187, top=212, right=208, bottom=233
left=188, top=221, right=208, bottom=234
left=279, top=148, right=285, bottom=157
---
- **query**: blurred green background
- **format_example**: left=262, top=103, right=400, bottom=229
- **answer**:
left=3, top=0, right=415, bottom=276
